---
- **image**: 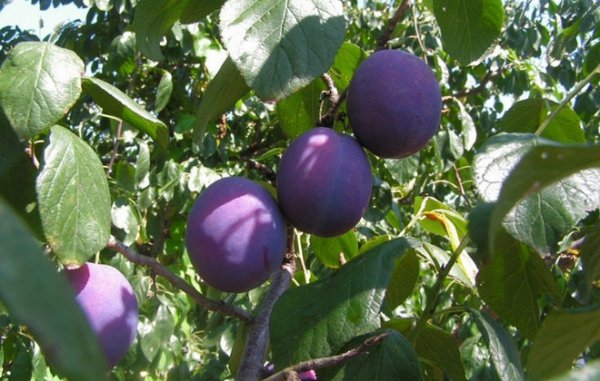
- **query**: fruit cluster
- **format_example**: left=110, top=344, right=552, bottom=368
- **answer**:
left=185, top=49, right=441, bottom=294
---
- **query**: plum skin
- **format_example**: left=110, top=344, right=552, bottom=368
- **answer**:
left=277, top=127, right=372, bottom=237
left=65, top=262, right=139, bottom=368
left=347, top=49, right=442, bottom=159
left=185, top=177, right=287, bottom=293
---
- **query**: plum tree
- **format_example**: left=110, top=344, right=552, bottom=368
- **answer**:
left=347, top=49, right=442, bottom=158
left=277, top=127, right=372, bottom=237
left=64, top=262, right=138, bottom=368
left=185, top=176, right=287, bottom=293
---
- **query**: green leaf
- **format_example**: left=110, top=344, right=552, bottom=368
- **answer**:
left=385, top=249, right=420, bottom=311
left=132, top=0, right=189, bottom=61
left=154, top=70, right=173, bottom=112
left=329, top=42, right=367, bottom=90
left=0, top=42, right=84, bottom=138
left=477, top=229, right=560, bottom=340
left=418, top=243, right=475, bottom=287
left=180, top=0, right=225, bottom=24
left=0, top=199, right=108, bottom=380
left=433, top=0, right=504, bottom=65
left=276, top=79, right=323, bottom=139
left=497, top=99, right=585, bottom=144
left=548, top=359, right=600, bottom=381
left=0, top=112, right=42, bottom=238
left=219, top=0, right=346, bottom=100
left=470, top=310, right=525, bottom=381
left=135, top=141, right=151, bottom=189
left=415, top=324, right=466, bottom=381
left=323, top=329, right=423, bottom=381
left=36, top=126, right=112, bottom=265
left=193, top=56, right=250, bottom=144
left=310, top=230, right=358, bottom=269
left=455, top=99, right=477, bottom=151
left=270, top=238, right=420, bottom=367
left=528, top=305, right=600, bottom=380
left=473, top=133, right=600, bottom=255
left=83, top=77, right=169, bottom=149
left=140, top=304, right=175, bottom=362
left=581, top=222, right=600, bottom=293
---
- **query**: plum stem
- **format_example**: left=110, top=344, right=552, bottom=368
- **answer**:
left=376, top=0, right=410, bottom=50
left=106, top=236, right=252, bottom=322
left=319, top=73, right=343, bottom=127
left=262, top=332, right=389, bottom=381
left=236, top=227, right=297, bottom=381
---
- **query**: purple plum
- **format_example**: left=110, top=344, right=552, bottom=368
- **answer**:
left=185, top=177, right=287, bottom=293
left=65, top=262, right=138, bottom=368
left=347, top=49, right=442, bottom=158
left=277, top=127, right=372, bottom=237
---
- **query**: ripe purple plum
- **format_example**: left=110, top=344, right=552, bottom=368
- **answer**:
left=347, top=49, right=442, bottom=158
left=185, top=177, right=287, bottom=293
left=277, top=127, right=372, bottom=237
left=299, top=369, right=318, bottom=380
left=65, top=262, right=138, bottom=368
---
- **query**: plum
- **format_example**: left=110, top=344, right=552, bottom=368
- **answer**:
left=299, top=369, right=318, bottom=380
left=185, top=176, right=287, bottom=293
left=347, top=49, right=442, bottom=158
left=65, top=262, right=138, bottom=368
left=277, top=127, right=372, bottom=237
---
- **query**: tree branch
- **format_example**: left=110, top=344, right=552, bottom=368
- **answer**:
left=376, top=0, right=410, bottom=50
left=319, top=73, right=343, bottom=127
left=262, top=332, right=389, bottom=381
left=236, top=229, right=297, bottom=381
left=442, top=69, right=504, bottom=102
left=106, top=236, right=252, bottom=322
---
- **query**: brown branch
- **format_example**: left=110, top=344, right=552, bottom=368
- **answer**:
left=236, top=228, right=297, bottom=381
left=262, top=332, right=390, bottom=381
left=319, top=73, right=342, bottom=127
left=376, top=0, right=410, bottom=50
left=442, top=69, right=504, bottom=102
left=106, top=236, right=252, bottom=322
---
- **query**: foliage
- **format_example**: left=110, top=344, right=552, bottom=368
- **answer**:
left=0, top=0, right=599, bottom=380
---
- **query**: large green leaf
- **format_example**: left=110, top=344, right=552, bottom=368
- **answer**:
left=82, top=77, right=169, bottom=149
left=270, top=238, right=419, bottom=367
left=219, top=0, right=346, bottom=100
left=384, top=249, right=420, bottom=311
left=310, top=230, right=359, bottom=269
left=132, top=0, right=189, bottom=61
left=276, top=79, right=323, bottom=139
left=497, top=98, right=585, bottom=144
left=528, top=305, right=600, bottom=380
left=322, top=329, right=423, bottom=381
left=473, top=133, right=600, bottom=255
left=154, top=70, right=173, bottom=113
left=415, top=324, right=466, bottom=381
left=0, top=112, right=42, bottom=238
left=0, top=42, right=84, bottom=138
left=180, top=0, right=226, bottom=24
left=193, top=56, right=250, bottom=144
left=433, top=0, right=504, bottom=65
left=477, top=229, right=560, bottom=340
left=328, top=42, right=367, bottom=90
left=0, top=199, right=108, bottom=380
left=36, top=126, right=112, bottom=265
left=470, top=310, right=525, bottom=381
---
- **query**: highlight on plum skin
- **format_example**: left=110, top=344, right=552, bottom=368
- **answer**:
left=347, top=49, right=442, bottom=159
left=276, top=127, right=373, bottom=237
left=185, top=176, right=287, bottom=293
left=64, top=262, right=139, bottom=368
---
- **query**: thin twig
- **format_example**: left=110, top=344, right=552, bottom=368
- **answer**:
left=408, top=235, right=471, bottom=343
left=236, top=228, right=297, bottom=381
left=106, top=236, right=252, bottom=322
left=262, top=333, right=389, bottom=381
left=442, top=68, right=505, bottom=102
left=376, top=0, right=410, bottom=50
left=106, top=119, right=123, bottom=176
left=535, top=63, right=600, bottom=136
